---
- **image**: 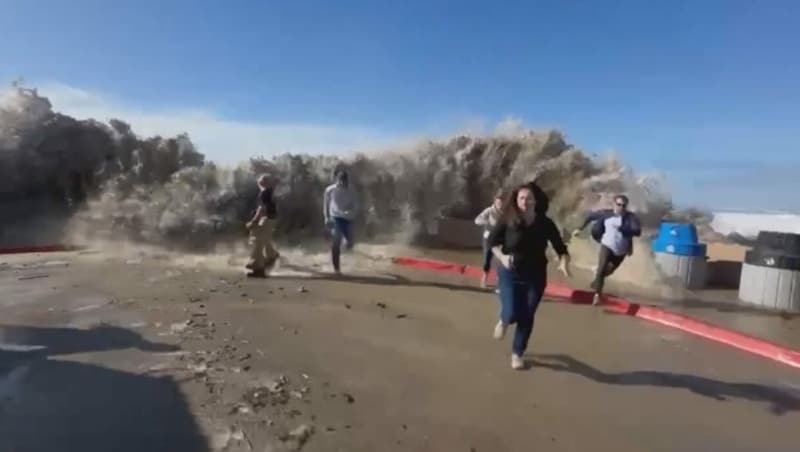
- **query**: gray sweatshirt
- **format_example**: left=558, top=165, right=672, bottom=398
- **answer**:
left=323, top=183, right=358, bottom=221
left=474, top=205, right=501, bottom=239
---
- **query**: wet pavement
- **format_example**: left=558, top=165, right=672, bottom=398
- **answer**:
left=1, top=249, right=799, bottom=451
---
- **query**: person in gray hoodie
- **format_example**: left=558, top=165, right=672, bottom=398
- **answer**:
left=474, top=189, right=504, bottom=288
left=323, top=170, right=359, bottom=274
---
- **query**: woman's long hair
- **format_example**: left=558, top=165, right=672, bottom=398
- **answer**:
left=499, top=181, right=550, bottom=226
left=526, top=180, right=549, bottom=214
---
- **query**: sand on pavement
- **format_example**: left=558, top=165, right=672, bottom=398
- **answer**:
left=1, top=248, right=799, bottom=452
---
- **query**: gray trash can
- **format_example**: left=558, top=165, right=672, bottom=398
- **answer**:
left=738, top=231, right=800, bottom=311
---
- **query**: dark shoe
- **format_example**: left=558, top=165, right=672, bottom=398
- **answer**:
left=245, top=262, right=255, bottom=270
left=247, top=269, right=267, bottom=278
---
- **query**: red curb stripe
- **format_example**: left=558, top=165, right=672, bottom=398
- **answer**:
left=633, top=305, right=800, bottom=369
left=392, top=255, right=800, bottom=370
left=391, top=257, right=466, bottom=275
left=0, top=244, right=75, bottom=255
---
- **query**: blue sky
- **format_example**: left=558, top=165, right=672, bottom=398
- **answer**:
left=1, top=0, right=799, bottom=211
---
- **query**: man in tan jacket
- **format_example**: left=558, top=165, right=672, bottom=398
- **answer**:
left=245, top=174, right=280, bottom=277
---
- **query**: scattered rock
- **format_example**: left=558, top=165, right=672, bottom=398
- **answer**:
left=342, top=393, right=355, bottom=404
left=188, top=363, right=208, bottom=375
left=170, top=320, right=192, bottom=334
left=375, top=302, right=387, bottom=309
left=241, top=292, right=248, bottom=297
left=230, top=403, right=252, bottom=415
left=395, top=314, right=408, bottom=319
left=297, top=286, right=308, bottom=293
left=279, top=424, right=315, bottom=451
left=344, top=304, right=351, bottom=309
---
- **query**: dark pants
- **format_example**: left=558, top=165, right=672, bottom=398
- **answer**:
left=481, top=239, right=493, bottom=273
left=331, top=217, right=354, bottom=272
left=591, top=245, right=626, bottom=294
left=497, top=265, right=547, bottom=356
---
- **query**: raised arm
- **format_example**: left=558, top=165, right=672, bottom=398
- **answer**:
left=576, top=210, right=607, bottom=231
left=322, top=186, right=332, bottom=222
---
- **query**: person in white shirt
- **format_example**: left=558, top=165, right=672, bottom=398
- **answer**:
left=572, top=194, right=642, bottom=305
left=474, top=189, right=504, bottom=288
left=323, top=170, right=359, bottom=274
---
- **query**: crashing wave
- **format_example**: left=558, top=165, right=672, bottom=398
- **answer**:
left=1, top=84, right=678, bottom=251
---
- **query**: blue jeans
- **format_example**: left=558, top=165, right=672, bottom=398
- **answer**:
left=497, top=265, right=547, bottom=356
left=481, top=239, right=493, bottom=273
left=330, top=217, right=354, bottom=272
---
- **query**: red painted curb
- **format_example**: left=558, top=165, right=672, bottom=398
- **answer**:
left=0, top=244, right=77, bottom=255
left=391, top=256, right=583, bottom=302
left=392, top=255, right=800, bottom=370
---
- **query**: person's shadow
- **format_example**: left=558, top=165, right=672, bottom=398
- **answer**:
left=0, top=324, right=209, bottom=452
left=530, top=353, right=800, bottom=416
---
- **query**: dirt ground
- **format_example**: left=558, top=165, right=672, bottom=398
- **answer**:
left=2, top=248, right=800, bottom=452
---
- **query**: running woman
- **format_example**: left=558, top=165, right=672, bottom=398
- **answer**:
left=572, top=194, right=642, bottom=305
left=323, top=170, right=359, bottom=275
left=474, top=189, right=504, bottom=289
left=488, top=184, right=571, bottom=370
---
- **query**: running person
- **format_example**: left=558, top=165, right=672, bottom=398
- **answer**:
left=245, top=174, right=280, bottom=278
left=474, top=189, right=504, bottom=289
left=572, top=194, right=641, bottom=305
left=323, top=170, right=358, bottom=275
left=488, top=184, right=571, bottom=370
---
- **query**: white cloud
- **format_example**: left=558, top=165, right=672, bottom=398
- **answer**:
left=35, top=82, right=399, bottom=164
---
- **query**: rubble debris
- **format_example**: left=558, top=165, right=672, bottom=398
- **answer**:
left=342, top=393, right=355, bottom=404
left=297, top=286, right=308, bottom=293
left=375, top=302, right=387, bottom=309
left=242, top=383, right=289, bottom=409
left=344, top=304, right=351, bottom=309
left=395, top=314, right=408, bottom=319
left=170, top=320, right=192, bottom=334
left=188, top=363, right=208, bottom=375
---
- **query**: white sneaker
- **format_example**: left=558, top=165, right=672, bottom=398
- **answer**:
left=511, top=354, right=525, bottom=370
left=493, top=320, right=507, bottom=340
left=592, top=293, right=601, bottom=306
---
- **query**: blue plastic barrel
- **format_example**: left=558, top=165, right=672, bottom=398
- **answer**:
left=651, top=222, right=707, bottom=257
